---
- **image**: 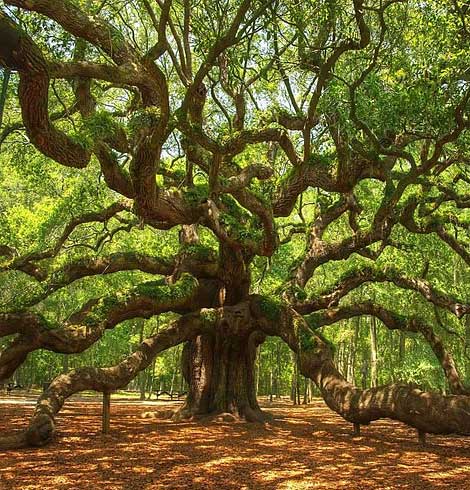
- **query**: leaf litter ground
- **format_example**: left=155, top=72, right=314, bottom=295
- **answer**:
left=0, top=396, right=469, bottom=489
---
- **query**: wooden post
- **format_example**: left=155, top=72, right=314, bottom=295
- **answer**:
left=102, top=391, right=111, bottom=434
left=353, top=423, right=361, bottom=436
left=418, top=429, right=426, bottom=446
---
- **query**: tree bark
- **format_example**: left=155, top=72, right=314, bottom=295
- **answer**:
left=252, top=298, right=470, bottom=436
left=176, top=328, right=268, bottom=422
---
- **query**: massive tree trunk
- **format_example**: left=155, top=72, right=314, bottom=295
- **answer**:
left=172, top=246, right=268, bottom=422
left=177, top=328, right=267, bottom=422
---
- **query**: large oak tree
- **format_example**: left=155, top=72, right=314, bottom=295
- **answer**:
left=1, top=0, right=470, bottom=449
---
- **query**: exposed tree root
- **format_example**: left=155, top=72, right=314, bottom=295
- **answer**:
left=141, top=407, right=271, bottom=424
left=171, top=405, right=272, bottom=424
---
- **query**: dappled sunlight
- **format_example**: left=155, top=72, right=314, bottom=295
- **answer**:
left=1, top=397, right=469, bottom=489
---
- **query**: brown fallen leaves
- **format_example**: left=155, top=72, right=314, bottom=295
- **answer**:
left=0, top=396, right=469, bottom=490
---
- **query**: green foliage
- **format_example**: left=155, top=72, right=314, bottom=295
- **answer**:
left=128, top=107, right=161, bottom=136
left=182, top=243, right=217, bottom=262
left=135, top=274, right=198, bottom=302
left=183, top=183, right=209, bottom=205
left=200, top=308, right=218, bottom=325
left=80, top=274, right=197, bottom=327
left=81, top=111, right=123, bottom=143
left=298, top=327, right=317, bottom=352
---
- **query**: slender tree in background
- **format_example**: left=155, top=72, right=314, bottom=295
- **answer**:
left=369, top=315, right=378, bottom=388
left=1, top=0, right=470, bottom=450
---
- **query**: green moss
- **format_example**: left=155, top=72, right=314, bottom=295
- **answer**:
left=338, top=265, right=375, bottom=283
left=82, top=274, right=198, bottom=327
left=135, top=273, right=198, bottom=301
left=220, top=195, right=251, bottom=220
left=38, top=315, right=55, bottom=331
left=69, top=132, right=93, bottom=151
left=182, top=243, right=217, bottom=262
left=298, top=327, right=317, bottom=352
left=305, top=313, right=322, bottom=330
left=309, top=152, right=333, bottom=168
left=316, top=330, right=336, bottom=354
left=218, top=196, right=264, bottom=244
left=83, top=302, right=108, bottom=327
left=183, top=183, right=209, bottom=205
left=200, top=308, right=218, bottom=325
left=291, top=284, right=307, bottom=301
left=251, top=185, right=273, bottom=208
left=128, top=107, right=161, bottom=136
left=258, top=295, right=283, bottom=321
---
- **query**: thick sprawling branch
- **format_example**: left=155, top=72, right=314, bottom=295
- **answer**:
left=2, top=2, right=170, bottom=219
left=0, top=12, right=91, bottom=168
left=295, top=266, right=470, bottom=318
left=0, top=301, right=254, bottom=448
left=0, top=313, right=204, bottom=449
left=251, top=297, right=470, bottom=434
left=2, top=294, right=470, bottom=450
left=20, top=253, right=178, bottom=306
left=0, top=274, right=219, bottom=380
left=303, top=301, right=469, bottom=395
left=49, top=61, right=153, bottom=91
left=5, top=0, right=137, bottom=65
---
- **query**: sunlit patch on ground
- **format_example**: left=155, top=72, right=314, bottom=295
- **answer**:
left=0, top=396, right=469, bottom=489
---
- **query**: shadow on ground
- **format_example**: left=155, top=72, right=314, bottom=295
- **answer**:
left=0, top=396, right=469, bottom=489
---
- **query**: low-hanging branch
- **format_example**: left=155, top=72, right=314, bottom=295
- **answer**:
left=302, top=301, right=469, bottom=396
left=0, top=313, right=203, bottom=450
left=252, top=298, right=470, bottom=433
left=0, top=274, right=219, bottom=380
left=2, top=296, right=470, bottom=450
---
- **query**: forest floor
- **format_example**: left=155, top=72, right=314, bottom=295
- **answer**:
left=0, top=395, right=469, bottom=490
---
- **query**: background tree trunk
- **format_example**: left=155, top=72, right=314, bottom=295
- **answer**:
left=0, top=68, right=10, bottom=128
left=370, top=315, right=378, bottom=388
left=347, top=317, right=359, bottom=383
left=275, top=341, right=281, bottom=399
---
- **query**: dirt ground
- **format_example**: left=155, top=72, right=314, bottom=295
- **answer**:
left=0, top=396, right=469, bottom=490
